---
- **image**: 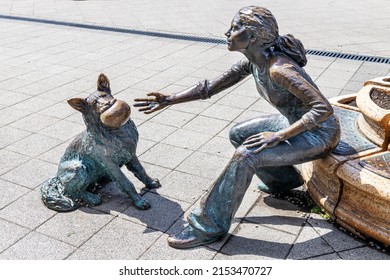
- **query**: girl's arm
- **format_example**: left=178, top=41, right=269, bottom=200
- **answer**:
left=134, top=59, right=252, bottom=114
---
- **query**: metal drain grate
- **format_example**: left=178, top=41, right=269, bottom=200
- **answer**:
left=1, top=14, right=390, bottom=64
left=306, top=49, right=390, bottom=64
left=0, top=14, right=226, bottom=44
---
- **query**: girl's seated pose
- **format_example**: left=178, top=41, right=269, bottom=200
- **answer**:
left=134, top=6, right=340, bottom=249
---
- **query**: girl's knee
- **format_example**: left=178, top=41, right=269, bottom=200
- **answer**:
left=233, top=146, right=252, bottom=161
left=229, top=124, right=243, bottom=147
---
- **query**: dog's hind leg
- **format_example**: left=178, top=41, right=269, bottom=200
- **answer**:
left=57, top=159, right=102, bottom=207
left=125, top=156, right=161, bottom=189
left=105, top=161, right=151, bottom=210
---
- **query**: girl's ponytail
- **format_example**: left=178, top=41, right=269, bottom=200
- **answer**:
left=276, top=34, right=307, bottom=67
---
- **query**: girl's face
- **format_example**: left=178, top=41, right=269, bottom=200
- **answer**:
left=225, top=14, right=252, bottom=52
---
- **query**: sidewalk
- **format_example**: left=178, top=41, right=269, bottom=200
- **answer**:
left=0, top=0, right=389, bottom=260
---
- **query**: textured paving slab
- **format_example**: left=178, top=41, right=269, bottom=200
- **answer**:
left=215, top=223, right=296, bottom=260
left=0, top=231, right=76, bottom=260
left=36, top=208, right=114, bottom=247
left=0, top=3, right=389, bottom=261
left=67, top=217, right=162, bottom=260
left=0, top=219, right=30, bottom=253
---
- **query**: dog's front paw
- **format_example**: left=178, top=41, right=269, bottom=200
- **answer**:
left=135, top=197, right=151, bottom=210
left=146, top=178, right=161, bottom=189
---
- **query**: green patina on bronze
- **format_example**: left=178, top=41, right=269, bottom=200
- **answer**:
left=40, top=74, right=160, bottom=212
left=134, top=6, right=340, bottom=249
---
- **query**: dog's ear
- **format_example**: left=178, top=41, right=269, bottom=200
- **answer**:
left=68, top=98, right=87, bottom=113
left=97, top=73, right=110, bottom=92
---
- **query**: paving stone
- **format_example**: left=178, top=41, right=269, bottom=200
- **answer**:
left=149, top=109, right=196, bottom=128
left=198, top=136, right=236, bottom=159
left=216, top=93, right=258, bottom=110
left=234, top=109, right=270, bottom=124
left=39, top=119, right=85, bottom=141
left=137, top=121, right=177, bottom=142
left=307, top=253, right=342, bottom=260
left=338, top=246, right=390, bottom=260
left=6, top=133, right=63, bottom=158
left=0, top=90, right=31, bottom=106
left=0, top=149, right=30, bottom=176
left=135, top=138, right=157, bottom=156
left=11, top=96, right=58, bottom=113
left=0, top=179, right=29, bottom=209
left=304, top=66, right=327, bottom=79
left=344, top=80, right=366, bottom=92
left=67, top=217, right=162, bottom=260
left=140, top=220, right=217, bottom=260
left=0, top=219, right=30, bottom=252
left=10, top=113, right=59, bottom=133
left=287, top=224, right=335, bottom=260
left=318, top=86, right=342, bottom=99
left=170, top=100, right=211, bottom=115
left=0, top=78, right=32, bottom=91
left=39, top=87, right=82, bottom=102
left=15, top=82, right=59, bottom=96
left=215, top=223, right=296, bottom=260
left=139, top=143, right=193, bottom=169
left=18, top=70, right=54, bottom=83
left=0, top=126, right=31, bottom=149
left=39, top=102, right=75, bottom=119
left=176, top=151, right=229, bottom=180
left=217, top=122, right=237, bottom=139
left=119, top=192, right=191, bottom=232
left=0, top=189, right=56, bottom=229
left=0, top=106, right=32, bottom=126
left=245, top=194, right=307, bottom=236
left=229, top=78, right=258, bottom=98
left=157, top=170, right=212, bottom=203
left=37, top=140, right=72, bottom=164
left=359, top=63, right=390, bottom=75
left=319, top=68, right=356, bottom=81
left=183, top=115, right=230, bottom=136
left=307, top=214, right=366, bottom=251
left=65, top=111, right=84, bottom=125
left=315, top=76, right=349, bottom=90
left=36, top=208, right=114, bottom=247
left=161, top=128, right=212, bottom=150
left=201, top=103, right=244, bottom=122
left=0, top=231, right=75, bottom=260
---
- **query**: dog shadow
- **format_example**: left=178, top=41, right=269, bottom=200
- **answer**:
left=78, top=182, right=187, bottom=234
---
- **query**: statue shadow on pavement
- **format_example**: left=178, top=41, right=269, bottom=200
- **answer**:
left=78, top=181, right=187, bottom=235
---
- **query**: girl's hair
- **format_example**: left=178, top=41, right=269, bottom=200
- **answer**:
left=238, top=6, right=307, bottom=67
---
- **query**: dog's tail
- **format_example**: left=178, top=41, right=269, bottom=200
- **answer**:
left=40, top=177, right=78, bottom=212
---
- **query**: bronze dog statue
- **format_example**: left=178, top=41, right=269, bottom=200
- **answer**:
left=40, top=74, right=160, bottom=212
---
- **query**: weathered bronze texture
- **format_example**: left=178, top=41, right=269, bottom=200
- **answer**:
left=135, top=6, right=340, bottom=249
left=40, top=74, right=160, bottom=212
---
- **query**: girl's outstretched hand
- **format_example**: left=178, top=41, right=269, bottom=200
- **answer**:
left=243, top=131, right=282, bottom=153
left=134, top=92, right=170, bottom=114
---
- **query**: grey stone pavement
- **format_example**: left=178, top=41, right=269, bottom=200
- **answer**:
left=0, top=0, right=389, bottom=260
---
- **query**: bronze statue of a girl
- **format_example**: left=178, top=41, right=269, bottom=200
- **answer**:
left=135, top=6, right=340, bottom=249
